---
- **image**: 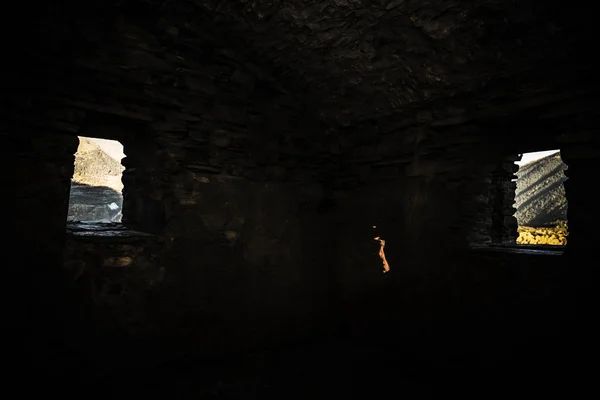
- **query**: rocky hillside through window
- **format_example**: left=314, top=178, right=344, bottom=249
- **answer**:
left=67, top=137, right=125, bottom=223
left=514, top=151, right=568, bottom=246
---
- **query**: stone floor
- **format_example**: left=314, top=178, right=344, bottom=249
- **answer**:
left=24, top=325, right=590, bottom=399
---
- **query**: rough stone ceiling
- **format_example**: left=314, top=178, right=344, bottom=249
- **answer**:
left=179, top=0, right=590, bottom=126
left=8, top=0, right=594, bottom=128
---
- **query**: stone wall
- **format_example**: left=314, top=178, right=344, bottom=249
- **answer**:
left=3, top=132, right=85, bottom=374
left=487, top=156, right=521, bottom=245
left=64, top=177, right=333, bottom=358
left=558, top=133, right=600, bottom=255
left=322, top=110, right=600, bottom=356
left=324, top=171, right=574, bottom=374
left=5, top=0, right=600, bottom=385
left=2, top=6, right=338, bottom=371
left=7, top=120, right=334, bottom=374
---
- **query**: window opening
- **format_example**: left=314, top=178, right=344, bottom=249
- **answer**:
left=514, top=150, right=568, bottom=246
left=67, top=136, right=125, bottom=223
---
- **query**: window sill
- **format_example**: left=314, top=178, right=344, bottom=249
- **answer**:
left=470, top=243, right=565, bottom=256
left=66, top=221, right=154, bottom=242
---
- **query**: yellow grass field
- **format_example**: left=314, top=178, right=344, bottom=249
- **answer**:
left=516, top=221, right=568, bottom=246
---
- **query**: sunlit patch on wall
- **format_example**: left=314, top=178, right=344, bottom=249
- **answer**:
left=373, top=226, right=390, bottom=273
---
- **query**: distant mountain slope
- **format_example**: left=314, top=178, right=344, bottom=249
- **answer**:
left=514, top=152, right=568, bottom=227
left=72, top=137, right=124, bottom=192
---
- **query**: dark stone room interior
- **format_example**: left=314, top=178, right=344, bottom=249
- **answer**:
left=4, top=0, right=598, bottom=397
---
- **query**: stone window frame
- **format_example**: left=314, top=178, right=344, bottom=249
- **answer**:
left=467, top=152, right=566, bottom=255
left=66, top=116, right=166, bottom=237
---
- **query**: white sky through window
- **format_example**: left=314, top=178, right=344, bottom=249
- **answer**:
left=516, top=150, right=559, bottom=166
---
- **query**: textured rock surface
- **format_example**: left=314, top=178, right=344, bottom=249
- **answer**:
left=3, top=1, right=596, bottom=132
left=72, top=137, right=124, bottom=191
left=514, top=151, right=568, bottom=227
left=3, top=0, right=600, bottom=394
left=68, top=183, right=123, bottom=222
left=64, top=178, right=332, bottom=356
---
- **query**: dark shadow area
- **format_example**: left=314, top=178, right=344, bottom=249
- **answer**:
left=6, top=0, right=599, bottom=397
left=68, top=182, right=122, bottom=223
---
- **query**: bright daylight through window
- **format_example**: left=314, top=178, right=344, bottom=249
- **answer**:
left=513, top=150, right=568, bottom=246
left=67, top=136, right=125, bottom=223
